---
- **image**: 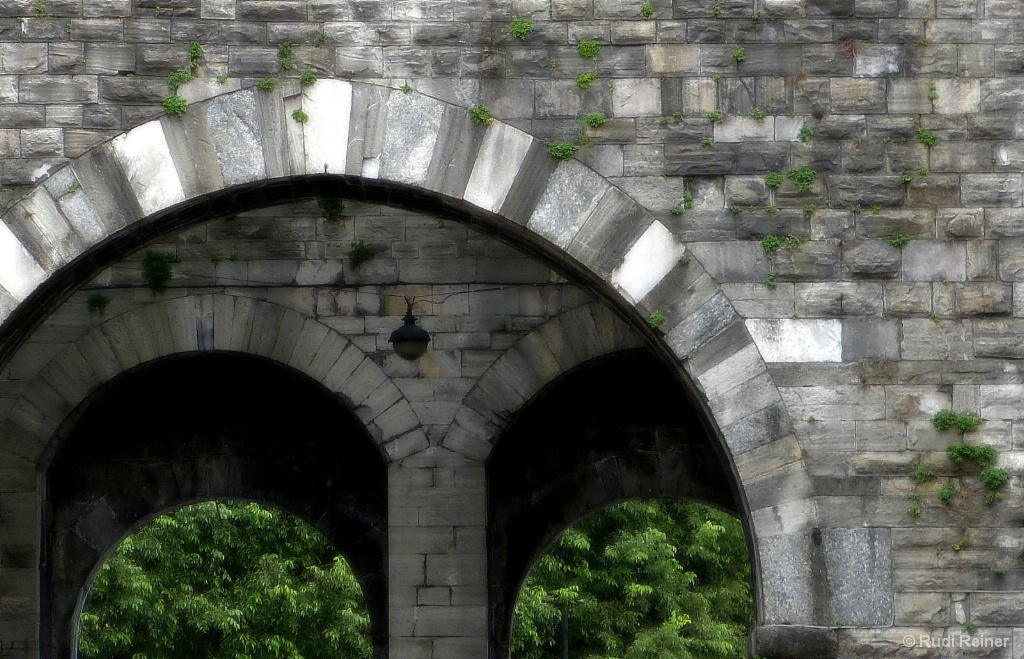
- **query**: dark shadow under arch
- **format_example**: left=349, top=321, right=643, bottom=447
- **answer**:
left=487, top=350, right=752, bottom=658
left=43, top=352, right=388, bottom=658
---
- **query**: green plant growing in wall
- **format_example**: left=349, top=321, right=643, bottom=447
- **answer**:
left=934, top=409, right=983, bottom=434
left=751, top=9, right=762, bottom=21
left=733, top=47, right=746, bottom=64
left=162, top=95, right=188, bottom=117
left=347, top=241, right=376, bottom=268
left=278, top=41, right=294, bottom=70
left=256, top=77, right=278, bottom=91
left=167, top=69, right=193, bottom=91
left=889, top=233, right=910, bottom=248
left=32, top=2, right=45, bottom=17
left=764, top=271, right=778, bottom=288
left=798, top=124, right=814, bottom=142
left=803, top=203, right=816, bottom=218
left=764, top=170, right=784, bottom=188
left=142, top=251, right=178, bottom=294
left=927, top=81, right=938, bottom=101
left=400, top=83, right=413, bottom=93
left=291, top=108, right=309, bottom=123
left=916, top=127, right=938, bottom=147
left=300, top=70, right=317, bottom=86
left=946, top=442, right=997, bottom=466
left=576, top=71, right=598, bottom=89
left=937, top=484, right=955, bottom=504
left=707, top=109, right=724, bottom=123
left=317, top=198, right=344, bottom=221
left=188, top=41, right=204, bottom=71
left=468, top=104, right=494, bottom=126
left=711, top=3, right=721, bottom=16
left=701, top=137, right=714, bottom=148
left=584, top=112, right=606, bottom=128
left=509, top=18, right=535, bottom=40
left=577, top=39, right=602, bottom=60
left=216, top=74, right=229, bottom=84
left=87, top=294, right=110, bottom=316
left=640, top=1, right=654, bottom=18
left=547, top=141, right=579, bottom=160
left=901, top=172, right=914, bottom=184
left=648, top=310, right=667, bottom=330
left=749, top=107, right=766, bottom=123
left=671, top=191, right=694, bottom=214
left=910, top=464, right=934, bottom=483
left=980, top=467, right=1009, bottom=491
left=786, top=165, right=817, bottom=192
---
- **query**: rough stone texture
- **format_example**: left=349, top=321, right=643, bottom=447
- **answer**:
left=0, top=1, right=1023, bottom=656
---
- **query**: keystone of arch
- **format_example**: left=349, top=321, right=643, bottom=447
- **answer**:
left=0, top=294, right=426, bottom=465
left=0, top=80, right=818, bottom=622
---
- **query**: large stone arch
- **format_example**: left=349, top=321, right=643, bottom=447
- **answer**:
left=0, top=81, right=827, bottom=653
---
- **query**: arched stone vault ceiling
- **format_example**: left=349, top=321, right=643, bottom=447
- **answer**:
left=0, top=81, right=818, bottom=626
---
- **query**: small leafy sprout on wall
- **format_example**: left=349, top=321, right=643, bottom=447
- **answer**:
left=907, top=494, right=921, bottom=518
left=803, top=203, right=816, bottom=218
left=671, top=191, right=694, bottom=214
left=547, top=141, right=579, bottom=160
left=87, top=294, right=110, bottom=316
left=32, top=1, right=45, bottom=17
left=317, top=198, right=344, bottom=221
left=764, top=271, right=778, bottom=288
left=188, top=41, right=204, bottom=71
left=786, top=166, right=817, bottom=192
left=648, top=310, right=667, bottom=330
left=585, top=112, right=606, bottom=128
left=468, top=104, right=494, bottom=126
left=400, top=83, right=413, bottom=93
left=749, top=107, right=766, bottom=123
left=916, top=126, right=938, bottom=147
left=142, top=251, right=178, bottom=294
left=733, top=47, right=746, bottom=64
left=701, top=137, right=714, bottom=148
left=509, top=18, right=535, bottom=40
left=901, top=172, right=914, bottom=184
left=167, top=68, right=193, bottom=91
left=711, top=3, right=721, bottom=16
left=300, top=70, right=317, bottom=86
left=292, top=108, right=309, bottom=123
left=980, top=467, right=1009, bottom=491
left=934, top=409, right=983, bottom=434
left=947, top=442, right=997, bottom=466
left=910, top=463, right=934, bottom=484
left=707, top=109, right=724, bottom=123
left=938, top=484, right=955, bottom=504
left=869, top=204, right=883, bottom=215
left=278, top=41, right=294, bottom=70
left=751, top=9, right=762, bottom=21
left=640, top=1, right=654, bottom=18
left=927, top=81, right=939, bottom=101
left=256, top=77, right=278, bottom=91
left=216, top=74, right=229, bottom=84
left=764, top=170, right=784, bottom=189
left=347, top=241, right=376, bottom=268
left=798, top=125, right=814, bottom=141
left=163, top=95, right=188, bottom=117
left=889, top=233, right=910, bottom=248
left=578, top=39, right=602, bottom=60
left=576, top=71, right=598, bottom=89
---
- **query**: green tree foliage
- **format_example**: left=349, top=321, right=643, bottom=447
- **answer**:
left=511, top=500, right=753, bottom=658
left=78, top=501, right=372, bottom=659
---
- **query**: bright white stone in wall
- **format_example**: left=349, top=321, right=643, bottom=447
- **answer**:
left=0, top=222, right=46, bottom=299
left=611, top=221, right=684, bottom=303
left=110, top=121, right=184, bottom=216
left=464, top=123, right=533, bottom=213
left=746, top=318, right=842, bottom=362
left=302, top=80, right=352, bottom=176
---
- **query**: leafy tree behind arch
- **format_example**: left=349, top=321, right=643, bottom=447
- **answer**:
left=78, top=501, right=372, bottom=659
left=511, top=500, right=753, bottom=659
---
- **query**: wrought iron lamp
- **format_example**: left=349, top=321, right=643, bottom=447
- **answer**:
left=389, top=297, right=431, bottom=360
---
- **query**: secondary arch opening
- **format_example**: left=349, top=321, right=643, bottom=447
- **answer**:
left=488, top=350, right=756, bottom=657
left=43, top=352, right=388, bottom=658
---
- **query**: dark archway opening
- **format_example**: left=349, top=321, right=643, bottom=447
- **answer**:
left=43, top=352, right=388, bottom=658
left=488, top=350, right=750, bottom=658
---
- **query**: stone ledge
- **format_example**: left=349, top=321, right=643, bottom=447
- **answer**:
left=751, top=624, right=838, bottom=659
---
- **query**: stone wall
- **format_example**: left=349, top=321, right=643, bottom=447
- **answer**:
left=2, top=0, right=1024, bottom=656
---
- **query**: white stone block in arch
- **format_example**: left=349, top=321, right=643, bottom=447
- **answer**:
left=464, top=122, right=534, bottom=213
left=611, top=220, right=686, bottom=304
left=0, top=222, right=47, bottom=301
left=109, top=120, right=185, bottom=216
left=527, top=161, right=609, bottom=249
left=380, top=89, right=444, bottom=186
left=300, top=79, right=352, bottom=176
